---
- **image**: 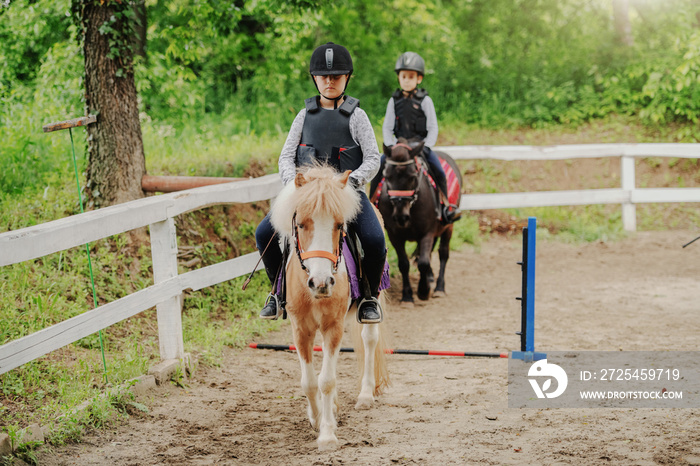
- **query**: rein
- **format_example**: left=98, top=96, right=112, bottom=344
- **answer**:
left=292, top=211, right=345, bottom=275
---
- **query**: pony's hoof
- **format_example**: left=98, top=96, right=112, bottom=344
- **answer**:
left=355, top=394, right=374, bottom=410
left=317, top=435, right=339, bottom=451
left=432, top=290, right=446, bottom=298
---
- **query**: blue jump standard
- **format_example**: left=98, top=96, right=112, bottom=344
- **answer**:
left=511, top=217, right=547, bottom=362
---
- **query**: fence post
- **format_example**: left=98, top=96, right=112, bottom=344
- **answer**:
left=621, top=155, right=637, bottom=231
left=150, top=217, right=185, bottom=360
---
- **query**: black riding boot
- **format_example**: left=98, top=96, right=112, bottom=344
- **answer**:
left=260, top=291, right=280, bottom=319
left=357, top=255, right=385, bottom=324
left=259, top=257, right=283, bottom=320
left=433, top=176, right=455, bottom=224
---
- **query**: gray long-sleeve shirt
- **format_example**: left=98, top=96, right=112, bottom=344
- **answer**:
left=382, top=94, right=439, bottom=148
left=278, top=106, right=381, bottom=187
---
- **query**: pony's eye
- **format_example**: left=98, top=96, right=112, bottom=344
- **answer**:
left=336, top=223, right=343, bottom=231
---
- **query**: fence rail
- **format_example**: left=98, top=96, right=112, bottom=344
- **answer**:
left=0, top=174, right=283, bottom=375
left=1, top=144, right=699, bottom=375
left=434, top=143, right=700, bottom=231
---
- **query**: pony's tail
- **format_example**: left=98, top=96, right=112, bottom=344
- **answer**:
left=350, top=292, right=391, bottom=396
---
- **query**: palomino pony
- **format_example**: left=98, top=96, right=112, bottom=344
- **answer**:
left=377, top=139, right=463, bottom=302
left=269, top=166, right=390, bottom=451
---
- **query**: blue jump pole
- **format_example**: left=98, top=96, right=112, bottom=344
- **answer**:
left=511, top=217, right=546, bottom=362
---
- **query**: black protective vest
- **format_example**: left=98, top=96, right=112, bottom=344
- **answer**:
left=393, top=88, right=428, bottom=140
left=296, top=95, right=363, bottom=173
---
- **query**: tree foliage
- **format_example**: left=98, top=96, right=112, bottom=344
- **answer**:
left=2, top=0, right=700, bottom=196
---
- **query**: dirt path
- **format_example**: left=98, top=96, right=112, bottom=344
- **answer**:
left=39, top=230, right=700, bottom=465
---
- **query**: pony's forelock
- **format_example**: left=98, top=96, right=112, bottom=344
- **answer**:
left=270, top=166, right=361, bottom=237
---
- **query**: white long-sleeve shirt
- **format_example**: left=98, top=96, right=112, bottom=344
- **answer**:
left=382, top=94, right=439, bottom=148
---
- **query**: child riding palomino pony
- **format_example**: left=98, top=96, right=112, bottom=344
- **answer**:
left=373, top=138, right=463, bottom=302
left=269, top=166, right=390, bottom=451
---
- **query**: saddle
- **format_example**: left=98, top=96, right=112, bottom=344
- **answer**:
left=273, top=228, right=390, bottom=319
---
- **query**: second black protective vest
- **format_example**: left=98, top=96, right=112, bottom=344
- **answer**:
left=296, top=95, right=363, bottom=173
left=393, top=89, right=428, bottom=140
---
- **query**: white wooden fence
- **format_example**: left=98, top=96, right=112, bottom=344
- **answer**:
left=0, top=175, right=283, bottom=375
left=1, top=143, right=698, bottom=375
left=435, top=143, right=700, bottom=231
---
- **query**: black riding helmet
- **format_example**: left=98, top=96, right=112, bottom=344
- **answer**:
left=395, top=51, right=425, bottom=76
left=309, top=42, right=353, bottom=108
left=310, top=42, right=353, bottom=75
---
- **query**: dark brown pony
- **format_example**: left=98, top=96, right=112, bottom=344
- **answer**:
left=377, top=139, right=463, bottom=302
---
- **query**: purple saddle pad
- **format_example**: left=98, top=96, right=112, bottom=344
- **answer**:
left=342, top=241, right=391, bottom=300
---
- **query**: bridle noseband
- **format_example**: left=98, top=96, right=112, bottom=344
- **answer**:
left=292, top=211, right=344, bottom=275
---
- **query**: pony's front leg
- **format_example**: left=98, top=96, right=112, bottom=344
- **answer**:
left=434, top=226, right=453, bottom=295
left=316, top=324, right=343, bottom=451
left=294, top=334, right=321, bottom=430
left=355, top=322, right=379, bottom=410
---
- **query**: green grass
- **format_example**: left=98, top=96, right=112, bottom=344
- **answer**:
left=141, top=114, right=285, bottom=177
left=1, top=109, right=699, bottom=457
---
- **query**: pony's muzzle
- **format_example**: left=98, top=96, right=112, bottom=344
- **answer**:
left=307, top=275, right=335, bottom=297
left=393, top=211, right=411, bottom=228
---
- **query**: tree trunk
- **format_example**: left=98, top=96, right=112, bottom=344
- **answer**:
left=82, top=2, right=146, bottom=208
left=132, top=0, right=147, bottom=60
left=613, top=0, right=634, bottom=47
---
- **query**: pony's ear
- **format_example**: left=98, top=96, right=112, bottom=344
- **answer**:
left=383, top=143, right=392, bottom=157
left=295, top=172, right=307, bottom=188
left=410, top=141, right=425, bottom=156
left=338, top=170, right=352, bottom=187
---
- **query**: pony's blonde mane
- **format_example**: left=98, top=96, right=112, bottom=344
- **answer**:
left=270, top=166, right=361, bottom=237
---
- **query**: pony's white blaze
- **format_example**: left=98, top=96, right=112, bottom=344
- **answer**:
left=304, top=215, right=338, bottom=298
left=267, top=166, right=389, bottom=451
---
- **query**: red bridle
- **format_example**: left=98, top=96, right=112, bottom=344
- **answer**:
left=384, top=148, right=424, bottom=202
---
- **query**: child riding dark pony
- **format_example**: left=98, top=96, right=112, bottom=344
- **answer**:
left=370, top=51, right=456, bottom=223
left=255, top=42, right=387, bottom=324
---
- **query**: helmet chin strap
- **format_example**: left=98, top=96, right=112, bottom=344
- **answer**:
left=311, top=74, right=350, bottom=109
left=320, top=92, right=345, bottom=109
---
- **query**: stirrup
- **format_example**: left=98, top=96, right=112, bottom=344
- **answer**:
left=260, top=293, right=281, bottom=320
left=356, top=296, right=383, bottom=324
left=442, top=204, right=461, bottom=224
